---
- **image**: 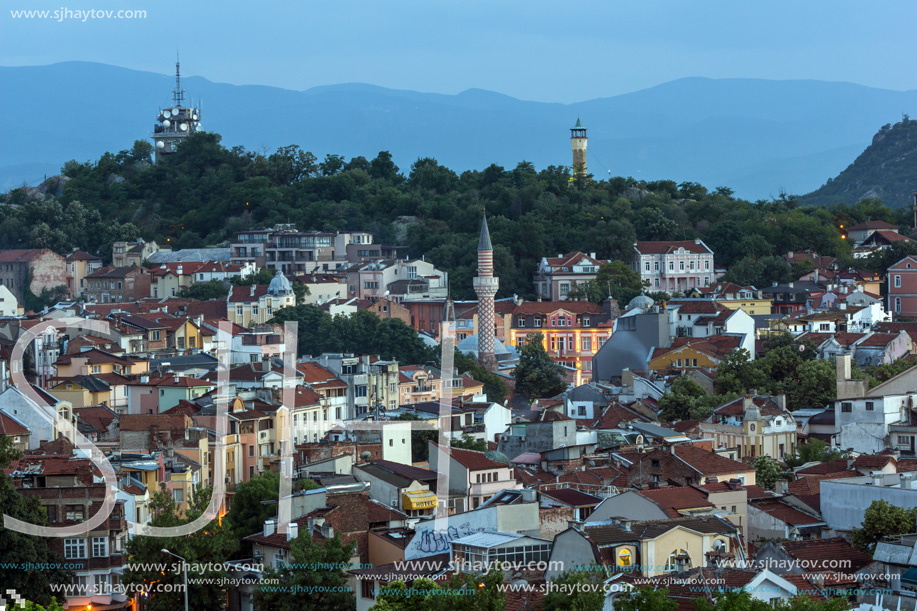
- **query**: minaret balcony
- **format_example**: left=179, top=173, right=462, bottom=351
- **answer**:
left=473, top=277, right=499, bottom=290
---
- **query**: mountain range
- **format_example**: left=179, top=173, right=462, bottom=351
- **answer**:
left=1, top=62, right=916, bottom=200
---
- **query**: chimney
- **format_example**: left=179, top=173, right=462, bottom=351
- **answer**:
left=250, top=285, right=256, bottom=297
left=263, top=519, right=275, bottom=537
left=788, top=282, right=794, bottom=288
left=177, top=264, right=183, bottom=276
left=836, top=354, right=852, bottom=386
left=321, top=523, right=334, bottom=538
left=590, top=252, right=596, bottom=259
left=775, top=392, right=786, bottom=412
left=743, top=395, right=754, bottom=411
left=287, top=522, right=299, bottom=541
left=173, top=375, right=179, bottom=384
left=871, top=471, right=884, bottom=487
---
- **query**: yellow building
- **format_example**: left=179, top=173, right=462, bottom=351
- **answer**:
left=227, top=272, right=297, bottom=326
left=700, top=395, right=798, bottom=461
left=649, top=336, right=743, bottom=372
left=55, top=348, right=148, bottom=378
left=694, top=283, right=773, bottom=316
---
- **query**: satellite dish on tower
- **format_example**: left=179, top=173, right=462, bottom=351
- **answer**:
left=180, top=123, right=188, bottom=131
left=162, top=120, right=171, bottom=128
left=156, top=141, right=165, bottom=149
left=172, top=107, right=180, bottom=115
left=163, top=110, right=171, bottom=119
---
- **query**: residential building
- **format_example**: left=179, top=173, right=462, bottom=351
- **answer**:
left=648, top=334, right=744, bottom=372
left=428, top=441, right=521, bottom=513
left=353, top=460, right=439, bottom=518
left=545, top=515, right=742, bottom=580
left=112, top=239, right=164, bottom=267
left=822, top=472, right=917, bottom=533
left=697, top=282, right=772, bottom=316
left=0, top=249, right=68, bottom=304
left=617, top=444, right=757, bottom=488
left=701, top=395, right=797, bottom=460
left=84, top=266, right=152, bottom=304
left=65, top=250, right=103, bottom=299
left=592, top=304, right=669, bottom=382
left=629, top=240, right=715, bottom=292
left=534, top=252, right=610, bottom=301
left=507, top=301, right=615, bottom=380
left=888, top=255, right=917, bottom=318
left=666, top=299, right=756, bottom=355
left=345, top=258, right=448, bottom=302
left=226, top=271, right=297, bottom=326
left=230, top=225, right=373, bottom=274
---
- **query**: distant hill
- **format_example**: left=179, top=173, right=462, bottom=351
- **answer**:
left=1, top=62, right=916, bottom=199
left=798, top=119, right=917, bottom=209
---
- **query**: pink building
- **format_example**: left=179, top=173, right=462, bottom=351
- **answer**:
left=888, top=255, right=917, bottom=318
left=630, top=240, right=715, bottom=293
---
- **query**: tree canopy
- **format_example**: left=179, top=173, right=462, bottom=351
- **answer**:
left=852, top=499, right=917, bottom=554
left=512, top=332, right=567, bottom=398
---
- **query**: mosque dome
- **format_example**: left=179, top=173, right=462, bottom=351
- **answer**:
left=268, top=270, right=293, bottom=296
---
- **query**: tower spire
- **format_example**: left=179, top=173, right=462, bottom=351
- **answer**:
left=473, top=213, right=498, bottom=371
left=571, top=117, right=588, bottom=177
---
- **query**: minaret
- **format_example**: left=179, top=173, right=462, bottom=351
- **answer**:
left=473, top=215, right=498, bottom=371
left=571, top=118, right=588, bottom=177
left=152, top=55, right=202, bottom=162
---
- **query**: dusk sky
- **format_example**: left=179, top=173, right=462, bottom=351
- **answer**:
left=2, top=0, right=915, bottom=102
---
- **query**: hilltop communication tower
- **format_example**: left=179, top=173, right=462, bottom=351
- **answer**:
left=152, top=56, right=202, bottom=162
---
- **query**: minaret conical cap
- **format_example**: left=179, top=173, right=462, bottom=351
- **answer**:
left=478, top=215, right=493, bottom=251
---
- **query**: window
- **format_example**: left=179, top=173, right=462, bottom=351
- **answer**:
left=407, top=266, right=418, bottom=280
left=582, top=317, right=590, bottom=326
left=252, top=305, right=259, bottom=316
left=841, top=402, right=852, bottom=413
left=64, top=538, right=87, bottom=559
left=645, top=262, right=651, bottom=272
left=517, top=317, right=526, bottom=327
left=534, top=318, right=542, bottom=328
left=559, top=283, right=570, bottom=296
left=866, top=401, right=874, bottom=411
left=896, top=298, right=902, bottom=313
left=679, top=261, right=685, bottom=272
left=597, top=336, right=607, bottom=348
left=819, top=323, right=830, bottom=331
left=676, top=358, right=682, bottom=367
left=655, top=278, right=660, bottom=288
left=94, top=574, right=111, bottom=593
left=173, top=489, right=184, bottom=503
left=355, top=385, right=368, bottom=398
left=651, top=459, right=660, bottom=468
left=91, top=365, right=101, bottom=374
left=692, top=359, right=698, bottom=367
left=654, top=261, right=659, bottom=271
left=895, top=275, right=902, bottom=288
left=65, top=505, right=84, bottom=521
left=689, top=261, right=695, bottom=271
left=669, top=261, right=674, bottom=271
left=363, top=281, right=379, bottom=290
left=237, top=306, right=243, bottom=316
left=249, top=445, right=254, bottom=457
left=92, top=536, right=109, bottom=557
left=582, top=337, right=592, bottom=352
left=557, top=317, right=566, bottom=327
left=362, top=579, right=375, bottom=600
left=705, top=260, right=710, bottom=270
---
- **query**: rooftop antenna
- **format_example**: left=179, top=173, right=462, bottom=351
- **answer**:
left=173, top=52, right=185, bottom=107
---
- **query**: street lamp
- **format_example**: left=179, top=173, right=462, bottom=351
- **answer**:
left=161, top=548, right=189, bottom=611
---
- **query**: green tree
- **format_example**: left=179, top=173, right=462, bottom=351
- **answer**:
left=542, top=571, right=605, bottom=611
left=232, top=267, right=276, bottom=286
left=427, top=569, right=506, bottom=611
left=784, top=438, right=844, bottom=469
left=122, top=485, right=239, bottom=611
left=513, top=332, right=567, bottom=398
left=371, top=578, right=440, bottom=611
left=253, top=530, right=356, bottom=611
left=451, top=433, right=488, bottom=451
left=567, top=260, right=648, bottom=304
left=693, top=590, right=772, bottom=611
left=225, top=471, right=279, bottom=553
left=179, top=280, right=228, bottom=300
left=0, top=436, right=72, bottom=606
left=615, top=586, right=678, bottom=611
left=454, top=349, right=508, bottom=405
left=754, top=455, right=783, bottom=491
left=852, top=499, right=917, bottom=554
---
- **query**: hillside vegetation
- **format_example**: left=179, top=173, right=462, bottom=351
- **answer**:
left=0, top=132, right=912, bottom=300
left=800, top=118, right=917, bottom=209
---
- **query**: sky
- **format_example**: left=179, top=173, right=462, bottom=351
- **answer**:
left=1, top=0, right=915, bottom=103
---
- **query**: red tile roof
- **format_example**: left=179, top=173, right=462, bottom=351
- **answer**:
left=0, top=411, right=29, bottom=436
left=512, top=301, right=602, bottom=315
left=636, top=486, right=714, bottom=517
left=634, top=241, right=712, bottom=255
left=673, top=445, right=754, bottom=476
left=796, top=459, right=850, bottom=476
left=787, top=472, right=859, bottom=495
left=433, top=442, right=507, bottom=471
left=780, top=537, right=872, bottom=573
left=750, top=499, right=823, bottom=526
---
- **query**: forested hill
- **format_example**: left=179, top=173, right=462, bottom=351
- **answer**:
left=0, top=132, right=912, bottom=302
left=799, top=119, right=917, bottom=209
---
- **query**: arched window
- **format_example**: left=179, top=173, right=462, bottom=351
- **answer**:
left=896, top=298, right=902, bottom=313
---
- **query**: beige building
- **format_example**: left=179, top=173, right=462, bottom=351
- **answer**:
left=112, top=239, right=164, bottom=267
left=701, top=395, right=797, bottom=461
left=227, top=272, right=297, bottom=326
left=65, top=250, right=103, bottom=299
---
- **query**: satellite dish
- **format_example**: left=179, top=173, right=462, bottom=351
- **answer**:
left=172, top=107, right=180, bottom=115
left=162, top=120, right=171, bottom=128
left=163, top=110, right=171, bottom=119
left=180, top=123, right=188, bottom=131
left=192, top=112, right=198, bottom=120
left=156, top=141, right=165, bottom=149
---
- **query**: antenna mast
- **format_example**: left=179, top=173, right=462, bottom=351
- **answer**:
left=173, top=52, right=185, bottom=107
